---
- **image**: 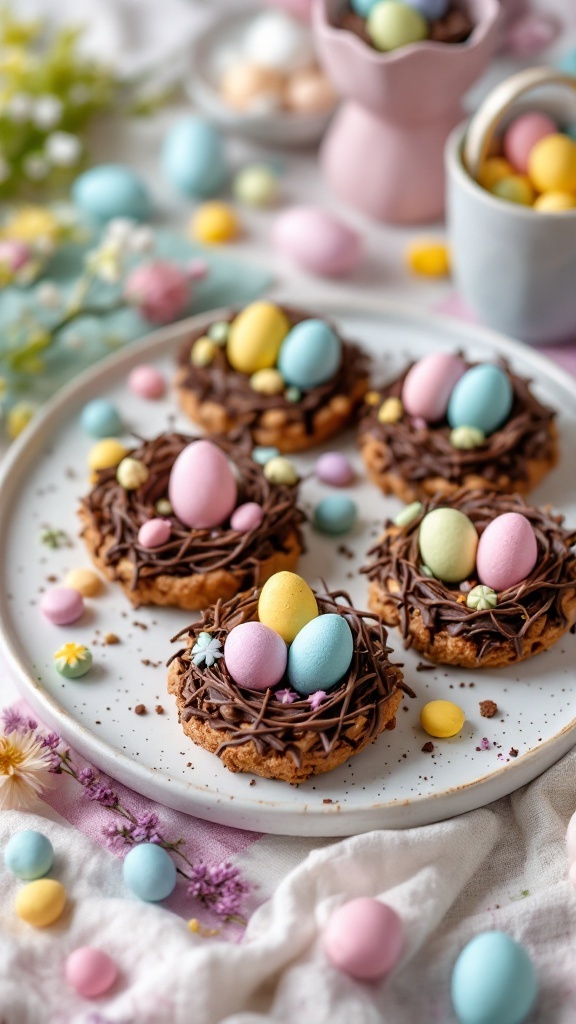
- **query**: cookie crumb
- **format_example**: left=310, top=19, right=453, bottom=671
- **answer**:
left=134, top=704, right=147, bottom=715
left=186, top=762, right=192, bottom=767
left=249, top=779, right=255, bottom=786
left=480, top=699, right=498, bottom=718
left=416, top=662, right=435, bottom=672
left=155, top=705, right=164, bottom=715
left=103, top=633, right=120, bottom=645
left=323, top=797, right=333, bottom=804
left=509, top=747, right=519, bottom=758
left=422, top=741, right=434, bottom=753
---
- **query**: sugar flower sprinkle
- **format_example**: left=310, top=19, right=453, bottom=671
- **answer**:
left=191, top=632, right=223, bottom=668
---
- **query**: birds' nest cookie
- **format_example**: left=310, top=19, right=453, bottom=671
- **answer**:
left=79, top=432, right=304, bottom=610
left=358, top=353, right=557, bottom=502
left=363, top=489, right=576, bottom=669
left=175, top=302, right=370, bottom=453
left=167, top=572, right=410, bottom=782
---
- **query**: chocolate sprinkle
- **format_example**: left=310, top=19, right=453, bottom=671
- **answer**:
left=168, top=588, right=413, bottom=769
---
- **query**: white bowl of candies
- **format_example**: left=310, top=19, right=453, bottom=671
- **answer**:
left=187, top=8, right=338, bottom=147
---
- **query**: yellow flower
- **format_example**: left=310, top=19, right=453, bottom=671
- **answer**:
left=1, top=205, right=61, bottom=243
left=0, top=732, right=52, bottom=810
left=7, top=402, right=34, bottom=438
left=54, top=642, right=87, bottom=668
left=0, top=46, right=29, bottom=74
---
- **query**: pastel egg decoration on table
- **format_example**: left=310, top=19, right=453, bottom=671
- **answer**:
left=161, top=116, right=228, bottom=198
left=190, top=201, right=240, bottom=244
left=65, top=947, right=118, bottom=999
left=367, top=2, right=429, bottom=52
left=258, top=571, right=318, bottom=644
left=420, top=699, right=465, bottom=738
left=128, top=365, right=166, bottom=400
left=54, top=642, right=93, bottom=679
left=5, top=830, right=54, bottom=880
left=233, top=164, right=280, bottom=208
left=401, top=353, right=466, bottom=423
left=138, top=518, right=172, bottom=549
left=273, top=207, right=363, bottom=278
left=224, top=621, right=288, bottom=691
left=80, top=399, right=123, bottom=438
left=476, top=512, right=538, bottom=592
left=418, top=508, right=478, bottom=583
left=227, top=301, right=290, bottom=374
left=168, top=440, right=237, bottom=529
left=123, top=843, right=177, bottom=902
left=40, top=587, right=84, bottom=626
left=322, top=897, right=404, bottom=980
left=287, top=613, right=354, bottom=696
left=72, top=165, right=151, bottom=222
left=314, top=495, right=357, bottom=536
left=451, top=931, right=538, bottom=1024
left=503, top=112, right=556, bottom=174
left=278, top=319, right=342, bottom=390
left=243, top=9, right=316, bottom=73
left=15, top=879, right=67, bottom=927
left=315, top=452, right=354, bottom=487
left=447, top=365, right=513, bottom=435
left=230, top=502, right=264, bottom=533
left=64, top=567, right=102, bottom=598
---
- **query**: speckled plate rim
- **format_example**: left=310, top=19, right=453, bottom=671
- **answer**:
left=1, top=293, right=576, bottom=837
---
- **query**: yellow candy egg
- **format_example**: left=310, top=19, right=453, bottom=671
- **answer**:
left=528, top=134, right=576, bottom=193
left=406, top=240, right=450, bottom=278
left=490, top=175, right=535, bottom=205
left=250, top=368, right=285, bottom=395
left=227, top=301, right=290, bottom=375
left=191, top=336, right=217, bottom=367
left=263, top=455, right=298, bottom=486
left=258, top=571, right=318, bottom=644
left=64, top=567, right=103, bottom=597
left=191, top=202, right=240, bottom=245
left=88, top=439, right=128, bottom=473
left=420, top=699, right=465, bottom=738
left=534, top=191, right=576, bottom=212
left=15, top=878, right=66, bottom=927
left=478, top=157, right=514, bottom=190
left=116, top=457, right=149, bottom=490
left=378, top=397, right=403, bottom=424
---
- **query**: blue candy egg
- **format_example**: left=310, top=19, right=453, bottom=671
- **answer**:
left=161, top=117, right=228, bottom=198
left=404, top=0, right=449, bottom=19
left=123, top=843, right=177, bottom=902
left=288, top=613, right=354, bottom=696
left=72, top=165, right=151, bottom=222
left=351, top=0, right=380, bottom=14
left=5, top=830, right=54, bottom=880
left=278, top=319, right=342, bottom=391
left=314, top=495, right=357, bottom=536
left=451, top=931, right=538, bottom=1024
left=447, top=364, right=513, bottom=436
left=81, top=399, right=123, bottom=438
left=252, top=445, right=280, bottom=466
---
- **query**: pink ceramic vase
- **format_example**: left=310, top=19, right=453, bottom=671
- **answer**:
left=313, top=0, right=501, bottom=224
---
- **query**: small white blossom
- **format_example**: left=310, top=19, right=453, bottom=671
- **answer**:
left=36, top=282, right=62, bottom=308
left=23, top=154, right=49, bottom=180
left=105, top=218, right=137, bottom=247
left=6, top=92, right=32, bottom=123
left=86, top=240, right=123, bottom=283
left=127, top=224, right=154, bottom=253
left=32, top=95, right=62, bottom=130
left=45, top=131, right=81, bottom=167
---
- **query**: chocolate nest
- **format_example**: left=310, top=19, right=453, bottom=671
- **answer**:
left=359, top=362, right=556, bottom=489
left=80, top=431, right=304, bottom=589
left=363, top=488, right=576, bottom=660
left=168, top=588, right=411, bottom=770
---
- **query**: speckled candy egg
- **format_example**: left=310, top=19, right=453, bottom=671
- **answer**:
left=278, top=319, right=342, bottom=390
left=224, top=621, right=287, bottom=691
left=72, top=165, right=151, bottom=222
left=447, top=365, right=513, bottom=436
left=123, top=843, right=176, bottom=902
left=287, top=613, right=354, bottom=696
left=65, top=947, right=118, bottom=998
left=419, top=508, right=478, bottom=583
left=401, top=353, right=466, bottom=423
left=227, top=301, right=290, bottom=375
left=243, top=10, right=315, bottom=73
left=451, top=931, right=537, bottom=1024
left=476, top=512, right=538, bottom=592
left=160, top=116, right=228, bottom=198
left=323, top=898, right=404, bottom=980
left=258, top=571, right=318, bottom=644
left=5, top=830, right=54, bottom=880
left=168, top=440, right=237, bottom=529
left=273, top=206, right=363, bottom=278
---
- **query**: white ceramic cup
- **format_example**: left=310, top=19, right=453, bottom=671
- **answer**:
left=445, top=67, right=576, bottom=346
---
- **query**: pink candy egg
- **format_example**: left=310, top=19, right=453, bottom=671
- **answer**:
left=65, top=946, right=118, bottom=998
left=138, top=518, right=171, bottom=549
left=168, top=440, right=238, bottom=530
left=477, top=512, right=538, bottom=592
left=40, top=587, right=84, bottom=626
left=323, top=898, right=404, bottom=980
left=224, top=621, right=287, bottom=691
left=230, top=502, right=264, bottom=533
left=272, top=206, right=363, bottom=278
left=401, top=352, right=466, bottom=423
left=315, top=451, right=354, bottom=487
left=503, top=111, right=556, bottom=174
left=128, top=365, right=166, bottom=400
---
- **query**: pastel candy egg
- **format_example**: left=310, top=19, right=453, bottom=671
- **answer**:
left=230, top=502, right=264, bottom=533
left=288, top=613, right=354, bottom=696
left=15, top=879, right=66, bottom=927
left=54, top=642, right=93, bottom=678
left=405, top=0, right=448, bottom=16
left=227, top=301, right=290, bottom=375
left=420, top=699, right=465, bottom=738
left=123, top=843, right=176, bottom=902
left=528, top=133, right=576, bottom=193
left=72, top=165, right=151, bottom=222
left=273, top=206, right=363, bottom=277
left=220, top=63, right=284, bottom=114
left=80, top=399, right=122, bottom=438
left=5, top=830, right=54, bottom=880
left=447, top=365, right=513, bottom=435
left=451, top=931, right=537, bottom=1024
left=138, top=518, right=171, bottom=549
left=503, top=111, right=556, bottom=174
left=128, top=365, right=166, bottom=399
left=168, top=440, right=237, bottom=529
left=419, top=508, right=478, bottom=583
left=263, top=456, right=299, bottom=486
left=476, top=512, right=538, bottom=592
left=41, top=587, right=84, bottom=626
left=258, top=571, right=318, bottom=643
left=351, top=0, right=380, bottom=14
left=243, top=10, right=315, bottom=73
left=278, top=319, right=342, bottom=390
left=88, top=439, right=128, bottom=473
left=491, top=175, right=535, bottom=205
left=367, top=1, right=429, bottom=52
left=314, top=495, right=357, bottom=535
left=323, top=898, right=404, bottom=980
left=116, top=457, right=149, bottom=490
left=315, top=452, right=354, bottom=487
left=252, top=445, right=280, bottom=465
left=224, top=621, right=287, bottom=691
left=250, top=368, right=285, bottom=396
left=65, top=947, right=118, bottom=998
left=478, top=157, right=515, bottom=190
left=64, top=568, right=102, bottom=597
left=233, top=164, right=280, bottom=208
left=161, top=116, right=228, bottom=198
left=534, top=191, right=576, bottom=211
left=191, top=201, right=240, bottom=245
left=401, top=353, right=466, bottom=423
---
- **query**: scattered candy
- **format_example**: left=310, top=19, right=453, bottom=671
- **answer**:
left=250, top=368, right=285, bottom=395
left=263, top=455, right=298, bottom=486
left=64, top=568, right=103, bottom=598
left=315, top=452, right=354, bottom=487
left=4, top=830, right=54, bottom=880
left=406, top=239, right=450, bottom=277
left=123, top=843, right=177, bottom=902
left=72, top=164, right=151, bottom=222
left=88, top=439, right=128, bottom=473
left=418, top=508, right=478, bottom=583
left=224, top=621, right=288, bottom=691
left=258, top=571, right=318, bottom=644
left=190, top=201, right=240, bottom=244
left=503, top=112, right=556, bottom=174
left=116, top=457, right=149, bottom=490
left=451, top=931, right=538, bottom=1024
left=138, top=518, right=171, bottom=549
left=40, top=587, right=84, bottom=626
left=161, top=116, right=228, bottom=198
left=65, top=947, right=118, bottom=999
left=314, top=495, right=357, bottom=536
left=448, top=364, right=512, bottom=436
left=323, top=897, right=404, bottom=980
left=168, top=440, right=237, bottom=529
left=420, top=699, right=465, bottom=738
left=252, top=446, right=280, bottom=465
left=394, top=501, right=422, bottom=528
left=227, top=301, right=289, bottom=375
left=450, top=425, right=486, bottom=450
left=367, top=1, right=428, bottom=52
left=466, top=584, right=497, bottom=611
left=378, top=397, right=404, bottom=424
left=273, top=206, right=363, bottom=278
left=128, top=365, right=166, bottom=400
left=402, top=353, right=466, bottom=424
left=207, top=320, right=230, bottom=345
left=190, top=337, right=217, bottom=367
left=15, top=878, right=67, bottom=927
left=476, top=512, right=537, bottom=592
left=54, top=642, right=93, bottom=679
left=288, top=613, right=353, bottom=695
left=233, top=164, right=280, bottom=207
left=80, top=399, right=123, bottom=438
left=230, top=502, right=265, bottom=533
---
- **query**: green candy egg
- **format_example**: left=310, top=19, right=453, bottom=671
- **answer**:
left=418, top=508, right=478, bottom=584
left=367, top=1, right=429, bottom=52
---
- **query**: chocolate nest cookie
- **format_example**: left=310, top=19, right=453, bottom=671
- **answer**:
left=363, top=489, right=576, bottom=669
left=359, top=362, right=558, bottom=502
left=167, top=587, right=410, bottom=783
left=175, top=305, right=370, bottom=453
left=79, top=432, right=304, bottom=610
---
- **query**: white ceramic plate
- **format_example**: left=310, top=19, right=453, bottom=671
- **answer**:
left=1, top=299, right=575, bottom=837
